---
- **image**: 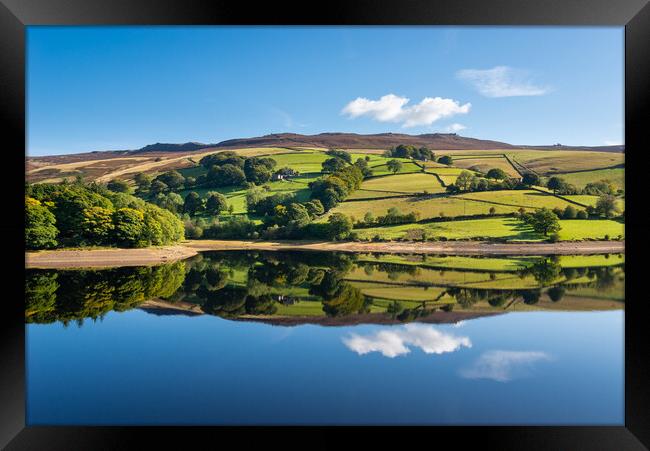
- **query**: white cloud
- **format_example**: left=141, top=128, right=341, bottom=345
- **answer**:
left=341, top=94, right=471, bottom=128
left=604, top=140, right=622, bottom=146
left=457, top=66, right=551, bottom=98
left=460, top=350, right=552, bottom=382
left=445, top=123, right=467, bottom=133
left=342, top=324, right=472, bottom=358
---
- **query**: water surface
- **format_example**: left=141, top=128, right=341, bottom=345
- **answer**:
left=26, top=251, right=625, bottom=425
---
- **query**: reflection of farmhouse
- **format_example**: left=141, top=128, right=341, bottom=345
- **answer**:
left=272, top=167, right=300, bottom=181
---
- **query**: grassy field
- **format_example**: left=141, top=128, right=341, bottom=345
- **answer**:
left=325, top=195, right=522, bottom=222
left=327, top=189, right=587, bottom=222
left=505, top=150, right=624, bottom=174
left=369, top=161, right=423, bottom=176
left=559, top=168, right=625, bottom=190
left=353, top=216, right=624, bottom=242
left=456, top=190, right=588, bottom=210
left=268, top=152, right=329, bottom=173
left=355, top=173, right=446, bottom=194
left=452, top=156, right=521, bottom=177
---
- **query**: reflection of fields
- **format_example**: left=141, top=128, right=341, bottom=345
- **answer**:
left=25, top=250, right=624, bottom=326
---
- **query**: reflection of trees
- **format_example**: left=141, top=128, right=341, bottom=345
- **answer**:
left=27, top=251, right=626, bottom=325
left=25, top=262, right=186, bottom=325
left=547, top=286, right=565, bottom=302
left=521, top=289, right=541, bottom=305
left=519, top=259, right=562, bottom=286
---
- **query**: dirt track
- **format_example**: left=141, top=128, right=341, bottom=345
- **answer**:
left=26, top=239, right=625, bottom=269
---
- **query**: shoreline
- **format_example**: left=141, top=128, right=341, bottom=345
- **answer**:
left=25, top=239, right=625, bottom=269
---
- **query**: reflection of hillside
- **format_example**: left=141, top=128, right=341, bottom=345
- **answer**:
left=26, top=250, right=624, bottom=326
left=138, top=298, right=504, bottom=327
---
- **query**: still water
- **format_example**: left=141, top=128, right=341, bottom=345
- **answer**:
left=26, top=251, right=624, bottom=425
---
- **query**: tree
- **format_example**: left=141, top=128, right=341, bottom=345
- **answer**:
left=595, top=194, right=620, bottom=218
left=363, top=211, right=375, bottom=224
left=207, top=164, right=246, bottom=187
left=199, top=152, right=245, bottom=169
left=486, top=168, right=508, bottom=180
left=112, top=208, right=145, bottom=247
left=438, top=155, right=453, bottom=165
left=522, top=172, right=540, bottom=187
left=155, top=171, right=185, bottom=190
left=325, top=149, right=352, bottom=163
left=489, top=206, right=497, bottom=215
left=576, top=210, right=588, bottom=219
left=522, top=207, right=561, bottom=236
left=547, top=176, right=567, bottom=193
left=304, top=199, right=325, bottom=218
left=387, top=159, right=402, bottom=174
left=134, top=172, right=153, bottom=189
left=205, top=192, right=228, bottom=215
left=106, top=179, right=131, bottom=193
left=150, top=180, right=168, bottom=195
left=563, top=205, right=577, bottom=219
left=583, top=180, right=615, bottom=196
left=322, top=157, right=347, bottom=173
left=455, top=171, right=474, bottom=191
left=25, top=197, right=58, bottom=249
left=326, top=213, right=353, bottom=240
left=244, top=158, right=274, bottom=185
left=353, top=158, right=373, bottom=177
left=183, top=191, right=203, bottom=215
left=81, top=206, right=114, bottom=244
left=285, top=203, right=311, bottom=229
left=154, top=192, right=184, bottom=214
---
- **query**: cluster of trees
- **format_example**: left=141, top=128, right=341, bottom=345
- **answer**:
left=130, top=151, right=283, bottom=198
left=310, top=164, right=364, bottom=210
left=587, top=194, right=621, bottom=218
left=446, top=170, right=525, bottom=194
left=26, top=181, right=184, bottom=249
left=550, top=205, right=589, bottom=220
left=383, top=144, right=435, bottom=161
left=356, top=208, right=420, bottom=228
left=545, top=176, right=620, bottom=197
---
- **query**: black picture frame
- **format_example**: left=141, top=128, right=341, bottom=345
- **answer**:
left=2, top=0, right=648, bottom=449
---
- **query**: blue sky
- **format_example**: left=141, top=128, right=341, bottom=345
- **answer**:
left=27, top=26, right=623, bottom=156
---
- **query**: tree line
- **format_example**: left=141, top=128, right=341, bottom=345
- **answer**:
left=26, top=180, right=184, bottom=250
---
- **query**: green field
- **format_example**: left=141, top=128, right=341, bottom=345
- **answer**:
left=369, top=161, right=423, bottom=176
left=355, top=173, right=446, bottom=194
left=353, top=216, right=624, bottom=242
left=326, top=189, right=586, bottom=222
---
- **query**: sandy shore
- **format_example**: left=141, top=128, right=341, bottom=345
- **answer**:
left=26, top=239, right=625, bottom=269
left=25, top=245, right=198, bottom=269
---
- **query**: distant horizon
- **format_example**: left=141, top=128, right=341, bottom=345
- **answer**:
left=28, top=26, right=623, bottom=156
left=27, top=130, right=626, bottom=157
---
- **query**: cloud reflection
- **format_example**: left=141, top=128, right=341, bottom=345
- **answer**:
left=342, top=324, right=472, bottom=358
left=460, top=350, right=552, bottom=382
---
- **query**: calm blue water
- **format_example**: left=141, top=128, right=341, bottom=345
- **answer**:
left=26, top=309, right=624, bottom=425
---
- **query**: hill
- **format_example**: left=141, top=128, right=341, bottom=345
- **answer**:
left=210, top=132, right=516, bottom=151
